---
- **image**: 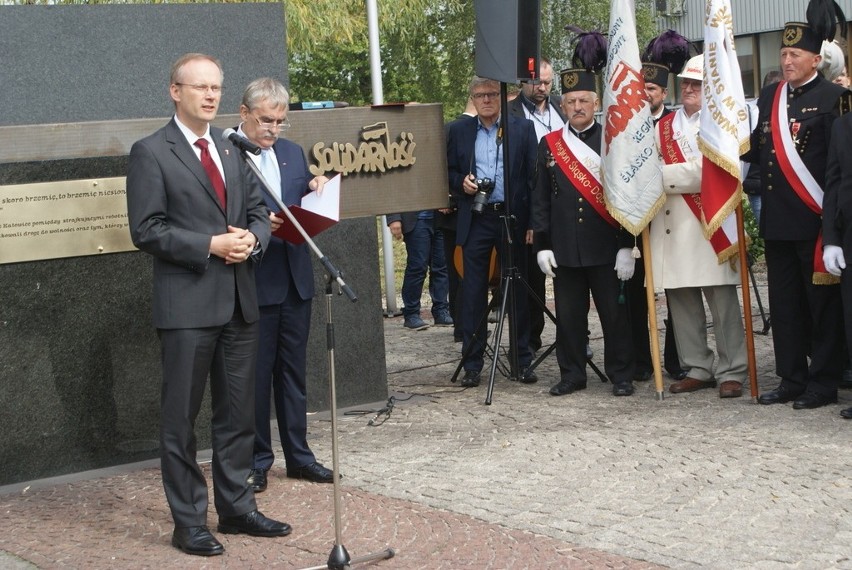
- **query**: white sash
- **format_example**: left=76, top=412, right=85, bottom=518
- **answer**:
left=561, top=124, right=602, bottom=184
left=774, top=81, right=823, bottom=209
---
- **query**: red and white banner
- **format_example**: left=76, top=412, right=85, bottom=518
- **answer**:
left=601, top=0, right=664, bottom=236
left=698, top=0, right=750, bottom=256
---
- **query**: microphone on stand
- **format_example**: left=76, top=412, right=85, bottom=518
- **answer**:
left=222, top=128, right=261, bottom=155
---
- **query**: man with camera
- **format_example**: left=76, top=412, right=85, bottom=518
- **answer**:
left=446, top=76, right=539, bottom=387
left=532, top=50, right=637, bottom=397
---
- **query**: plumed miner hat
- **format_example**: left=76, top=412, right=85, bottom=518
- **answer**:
left=641, top=29, right=690, bottom=88
left=783, top=0, right=847, bottom=54
left=560, top=26, right=608, bottom=94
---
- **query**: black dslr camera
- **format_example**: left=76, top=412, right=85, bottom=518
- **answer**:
left=471, top=177, right=495, bottom=214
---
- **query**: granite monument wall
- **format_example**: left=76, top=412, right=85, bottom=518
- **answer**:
left=0, top=4, right=395, bottom=486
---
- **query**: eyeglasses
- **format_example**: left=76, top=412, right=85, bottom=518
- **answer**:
left=174, top=83, right=223, bottom=94
left=472, top=91, right=500, bottom=100
left=252, top=114, right=291, bottom=131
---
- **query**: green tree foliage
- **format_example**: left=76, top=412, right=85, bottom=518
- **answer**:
left=15, top=0, right=655, bottom=120
left=288, top=0, right=657, bottom=120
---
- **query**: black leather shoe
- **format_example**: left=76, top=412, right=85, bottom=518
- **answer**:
left=549, top=380, right=587, bottom=396
left=612, top=382, right=635, bottom=396
left=287, top=461, right=334, bottom=483
left=248, top=468, right=268, bottom=493
left=218, top=510, right=291, bottom=537
left=634, top=370, right=652, bottom=382
left=520, top=368, right=538, bottom=384
left=461, top=370, right=481, bottom=387
left=792, top=391, right=837, bottom=410
left=171, top=526, right=224, bottom=556
left=758, top=385, right=803, bottom=405
left=840, top=407, right=852, bottom=419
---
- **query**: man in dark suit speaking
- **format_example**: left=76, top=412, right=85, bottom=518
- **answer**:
left=126, top=53, right=287, bottom=557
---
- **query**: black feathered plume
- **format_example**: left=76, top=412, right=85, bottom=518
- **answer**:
left=642, top=29, right=691, bottom=76
left=565, top=26, right=608, bottom=72
left=806, top=0, right=847, bottom=41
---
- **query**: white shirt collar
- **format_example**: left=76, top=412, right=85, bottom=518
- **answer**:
left=174, top=115, right=212, bottom=146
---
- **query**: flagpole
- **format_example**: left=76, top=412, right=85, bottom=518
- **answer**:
left=735, top=203, right=759, bottom=401
left=641, top=227, right=665, bottom=400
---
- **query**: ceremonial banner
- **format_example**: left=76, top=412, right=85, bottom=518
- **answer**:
left=698, top=0, right=750, bottom=253
left=601, top=0, right=664, bottom=236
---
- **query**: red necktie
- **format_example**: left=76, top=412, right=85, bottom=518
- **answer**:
left=194, top=138, right=227, bottom=209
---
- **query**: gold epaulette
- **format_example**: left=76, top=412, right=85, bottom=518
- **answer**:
left=838, top=90, right=852, bottom=115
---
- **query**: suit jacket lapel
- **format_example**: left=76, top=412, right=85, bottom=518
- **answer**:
left=273, top=141, right=298, bottom=207
left=211, top=127, right=234, bottom=219
left=166, top=120, right=227, bottom=217
left=466, top=118, right=478, bottom=173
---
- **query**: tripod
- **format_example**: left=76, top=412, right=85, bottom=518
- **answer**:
left=450, top=83, right=606, bottom=402
left=747, top=252, right=770, bottom=335
left=233, top=141, right=394, bottom=570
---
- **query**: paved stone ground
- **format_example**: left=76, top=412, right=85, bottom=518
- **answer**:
left=3, top=267, right=852, bottom=569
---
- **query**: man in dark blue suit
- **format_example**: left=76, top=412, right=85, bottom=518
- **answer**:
left=236, top=78, right=333, bottom=491
left=446, top=76, right=538, bottom=387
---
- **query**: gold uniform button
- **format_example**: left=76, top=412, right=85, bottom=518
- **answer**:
left=771, top=149, right=776, bottom=154
left=768, top=161, right=774, bottom=167
left=578, top=218, right=584, bottom=223
left=767, top=185, right=773, bottom=191
left=767, top=173, right=772, bottom=179
left=578, top=207, right=584, bottom=213
left=578, top=197, right=584, bottom=202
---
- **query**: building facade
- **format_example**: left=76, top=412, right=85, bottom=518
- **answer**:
left=652, top=0, right=852, bottom=98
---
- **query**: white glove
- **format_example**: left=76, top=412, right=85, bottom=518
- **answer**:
left=614, top=248, right=635, bottom=281
left=823, top=244, right=846, bottom=277
left=536, top=250, right=557, bottom=278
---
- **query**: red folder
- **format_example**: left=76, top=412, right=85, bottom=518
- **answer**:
left=272, top=206, right=337, bottom=245
left=271, top=173, right=341, bottom=244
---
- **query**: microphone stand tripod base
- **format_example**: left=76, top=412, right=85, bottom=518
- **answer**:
left=298, top=278, right=394, bottom=570
left=327, top=544, right=349, bottom=569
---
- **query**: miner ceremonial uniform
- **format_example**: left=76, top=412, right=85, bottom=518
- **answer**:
left=742, top=13, right=852, bottom=406
left=532, top=115, right=635, bottom=393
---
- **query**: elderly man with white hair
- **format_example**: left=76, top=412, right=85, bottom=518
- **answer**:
left=649, top=54, right=748, bottom=399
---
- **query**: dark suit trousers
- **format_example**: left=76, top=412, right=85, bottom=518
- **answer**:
left=553, top=264, right=634, bottom=384
left=765, top=239, right=842, bottom=394
left=254, top=283, right=314, bottom=471
left=461, top=212, right=532, bottom=373
left=626, top=252, right=684, bottom=376
left=442, top=227, right=462, bottom=337
left=525, top=241, right=547, bottom=350
left=158, top=312, right=258, bottom=527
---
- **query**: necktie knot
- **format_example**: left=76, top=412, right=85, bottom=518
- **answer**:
left=194, top=138, right=209, bottom=151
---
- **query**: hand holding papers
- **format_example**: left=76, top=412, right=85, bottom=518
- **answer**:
left=273, top=173, right=341, bottom=244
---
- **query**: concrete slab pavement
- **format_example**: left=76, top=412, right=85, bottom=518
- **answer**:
left=2, top=269, right=852, bottom=569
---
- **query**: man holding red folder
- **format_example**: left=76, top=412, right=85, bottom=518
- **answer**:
left=236, top=77, right=333, bottom=490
